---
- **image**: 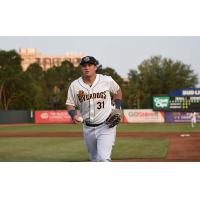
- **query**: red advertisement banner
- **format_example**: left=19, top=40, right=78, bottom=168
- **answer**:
left=123, top=109, right=165, bottom=123
left=35, top=110, right=73, bottom=124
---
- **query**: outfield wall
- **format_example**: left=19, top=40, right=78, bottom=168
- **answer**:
left=0, top=110, right=34, bottom=124
left=1, top=110, right=199, bottom=124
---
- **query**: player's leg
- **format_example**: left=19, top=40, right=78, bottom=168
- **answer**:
left=194, top=118, right=197, bottom=126
left=191, top=119, right=194, bottom=127
left=96, top=124, right=116, bottom=162
left=83, top=125, right=98, bottom=161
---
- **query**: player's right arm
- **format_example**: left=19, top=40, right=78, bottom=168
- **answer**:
left=67, top=105, right=82, bottom=124
left=66, top=82, right=82, bottom=124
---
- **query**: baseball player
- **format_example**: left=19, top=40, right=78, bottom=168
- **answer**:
left=190, top=112, right=197, bottom=128
left=66, top=56, right=122, bottom=162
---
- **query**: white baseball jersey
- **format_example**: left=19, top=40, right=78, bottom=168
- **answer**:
left=66, top=74, right=120, bottom=124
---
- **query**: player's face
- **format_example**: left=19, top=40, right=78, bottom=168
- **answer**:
left=81, top=63, right=97, bottom=77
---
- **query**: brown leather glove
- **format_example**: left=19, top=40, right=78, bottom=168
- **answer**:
left=105, top=109, right=122, bottom=128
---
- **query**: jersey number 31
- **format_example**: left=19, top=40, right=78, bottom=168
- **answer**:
left=97, top=101, right=104, bottom=109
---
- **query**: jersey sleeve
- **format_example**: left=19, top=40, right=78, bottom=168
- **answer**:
left=108, top=76, right=120, bottom=94
left=66, top=83, right=76, bottom=106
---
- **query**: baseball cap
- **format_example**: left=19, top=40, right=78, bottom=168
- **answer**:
left=80, top=56, right=99, bottom=66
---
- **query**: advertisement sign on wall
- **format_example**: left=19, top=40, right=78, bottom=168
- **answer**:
left=35, top=110, right=73, bottom=124
left=153, top=96, right=170, bottom=111
left=123, top=109, right=165, bottom=123
left=169, top=88, right=200, bottom=97
left=165, top=112, right=200, bottom=123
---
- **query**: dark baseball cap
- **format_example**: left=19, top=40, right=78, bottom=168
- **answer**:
left=80, top=56, right=99, bottom=66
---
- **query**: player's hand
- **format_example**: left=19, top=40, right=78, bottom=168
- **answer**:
left=105, top=109, right=122, bottom=128
left=73, top=115, right=84, bottom=124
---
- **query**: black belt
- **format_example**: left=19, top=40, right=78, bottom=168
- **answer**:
left=85, top=122, right=104, bottom=127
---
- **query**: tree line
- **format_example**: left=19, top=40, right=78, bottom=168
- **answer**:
left=0, top=50, right=198, bottom=110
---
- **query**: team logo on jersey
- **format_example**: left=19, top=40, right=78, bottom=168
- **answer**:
left=77, top=90, right=86, bottom=99
left=77, top=90, right=107, bottom=103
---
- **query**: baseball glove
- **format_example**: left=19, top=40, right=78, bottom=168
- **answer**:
left=106, top=109, right=122, bottom=128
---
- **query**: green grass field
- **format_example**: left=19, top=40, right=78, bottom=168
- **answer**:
left=0, top=137, right=169, bottom=161
left=0, top=123, right=200, bottom=132
left=0, top=123, right=198, bottom=161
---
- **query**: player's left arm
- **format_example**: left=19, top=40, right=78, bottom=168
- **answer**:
left=106, top=87, right=123, bottom=128
left=108, top=76, right=123, bottom=109
left=113, top=88, right=122, bottom=109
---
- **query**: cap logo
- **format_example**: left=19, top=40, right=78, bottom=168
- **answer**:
left=84, top=56, right=90, bottom=62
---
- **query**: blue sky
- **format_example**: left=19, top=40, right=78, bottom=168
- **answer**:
left=0, top=36, right=200, bottom=83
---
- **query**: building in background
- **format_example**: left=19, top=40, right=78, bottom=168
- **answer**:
left=19, top=48, right=85, bottom=71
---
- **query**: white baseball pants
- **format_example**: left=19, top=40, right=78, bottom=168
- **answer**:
left=83, top=123, right=116, bottom=162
